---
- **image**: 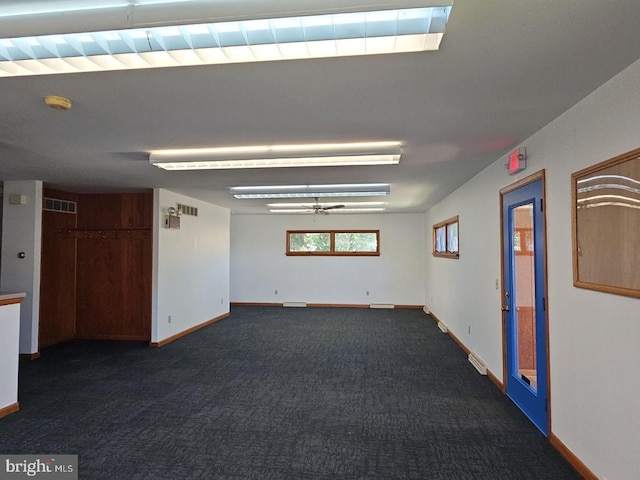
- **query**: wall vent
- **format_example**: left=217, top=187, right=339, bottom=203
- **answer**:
left=177, top=203, right=198, bottom=216
left=468, top=352, right=487, bottom=375
left=370, top=303, right=395, bottom=309
left=44, top=197, right=77, bottom=214
left=283, top=302, right=307, bottom=308
left=437, top=321, right=448, bottom=333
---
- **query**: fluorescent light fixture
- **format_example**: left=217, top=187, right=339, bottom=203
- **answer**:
left=267, top=201, right=386, bottom=208
left=230, top=183, right=390, bottom=199
left=269, top=207, right=385, bottom=214
left=150, top=141, right=401, bottom=170
left=0, top=6, right=452, bottom=77
left=152, top=155, right=399, bottom=170
left=268, top=201, right=386, bottom=214
left=0, top=1, right=194, bottom=18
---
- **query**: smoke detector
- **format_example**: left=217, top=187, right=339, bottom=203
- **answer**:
left=44, top=95, right=72, bottom=110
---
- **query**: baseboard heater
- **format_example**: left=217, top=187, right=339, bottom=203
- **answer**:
left=370, top=303, right=394, bottom=309
left=468, top=351, right=488, bottom=375
left=437, top=321, right=448, bottom=333
left=283, top=302, right=307, bottom=308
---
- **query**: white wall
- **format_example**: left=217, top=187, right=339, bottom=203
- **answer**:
left=0, top=301, right=21, bottom=411
left=152, top=189, right=230, bottom=343
left=425, top=58, right=640, bottom=480
left=231, top=213, right=425, bottom=306
left=0, top=181, right=42, bottom=354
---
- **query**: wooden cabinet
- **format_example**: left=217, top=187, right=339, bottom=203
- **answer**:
left=39, top=190, right=152, bottom=346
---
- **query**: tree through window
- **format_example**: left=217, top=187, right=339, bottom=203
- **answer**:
left=286, top=230, right=380, bottom=256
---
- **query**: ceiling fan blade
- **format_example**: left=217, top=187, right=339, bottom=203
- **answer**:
left=323, top=204, right=345, bottom=210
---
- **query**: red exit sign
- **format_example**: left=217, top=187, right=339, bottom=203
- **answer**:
left=508, top=148, right=526, bottom=175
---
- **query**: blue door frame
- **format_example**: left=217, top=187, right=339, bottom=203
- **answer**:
left=501, top=173, right=549, bottom=436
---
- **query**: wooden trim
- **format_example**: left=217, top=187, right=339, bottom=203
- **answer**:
left=231, top=302, right=283, bottom=307
left=150, top=312, right=230, bottom=348
left=39, top=335, right=76, bottom=349
left=20, top=352, right=41, bottom=361
left=540, top=171, right=553, bottom=436
left=487, top=369, right=505, bottom=392
left=427, top=310, right=441, bottom=323
left=571, top=147, right=640, bottom=299
left=287, top=252, right=380, bottom=257
left=77, top=334, right=149, bottom=341
left=431, top=252, right=459, bottom=259
left=0, top=297, right=25, bottom=306
left=0, top=403, right=19, bottom=419
left=549, top=433, right=597, bottom=480
left=447, top=328, right=471, bottom=356
left=499, top=182, right=508, bottom=393
left=432, top=215, right=459, bottom=258
left=499, top=169, right=546, bottom=195
left=286, top=229, right=380, bottom=256
left=307, top=303, right=369, bottom=308
left=231, top=302, right=425, bottom=310
left=429, top=310, right=505, bottom=391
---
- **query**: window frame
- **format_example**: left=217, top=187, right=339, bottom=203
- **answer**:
left=286, top=230, right=380, bottom=256
left=432, top=215, right=459, bottom=259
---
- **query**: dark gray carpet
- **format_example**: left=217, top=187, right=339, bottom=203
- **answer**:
left=0, top=306, right=581, bottom=479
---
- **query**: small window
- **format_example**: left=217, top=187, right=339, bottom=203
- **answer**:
left=288, top=232, right=331, bottom=253
left=433, top=216, right=459, bottom=258
left=514, top=228, right=533, bottom=256
left=287, top=230, right=380, bottom=256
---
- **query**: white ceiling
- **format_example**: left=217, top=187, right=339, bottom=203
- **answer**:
left=1, top=0, right=640, bottom=215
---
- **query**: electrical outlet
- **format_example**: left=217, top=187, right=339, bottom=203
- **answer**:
left=275, top=289, right=278, bottom=295
left=495, top=279, right=499, bottom=290
left=221, top=298, right=223, bottom=304
left=168, top=315, right=172, bottom=324
left=366, top=291, right=370, bottom=296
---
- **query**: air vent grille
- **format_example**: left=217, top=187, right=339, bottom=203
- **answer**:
left=44, top=197, right=77, bottom=214
left=177, top=203, right=198, bottom=216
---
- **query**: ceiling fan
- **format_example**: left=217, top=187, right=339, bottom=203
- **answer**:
left=306, top=198, right=345, bottom=215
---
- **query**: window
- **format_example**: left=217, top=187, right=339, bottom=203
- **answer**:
left=287, top=230, right=380, bottom=256
left=514, top=228, right=534, bottom=255
left=433, top=216, right=459, bottom=258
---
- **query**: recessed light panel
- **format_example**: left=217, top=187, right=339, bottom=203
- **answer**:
left=230, top=183, right=391, bottom=199
left=150, top=141, right=402, bottom=170
left=0, top=6, right=452, bottom=77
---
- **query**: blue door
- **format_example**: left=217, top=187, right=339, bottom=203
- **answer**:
left=501, top=177, right=548, bottom=435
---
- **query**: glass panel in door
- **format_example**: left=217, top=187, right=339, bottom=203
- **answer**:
left=511, top=204, right=537, bottom=392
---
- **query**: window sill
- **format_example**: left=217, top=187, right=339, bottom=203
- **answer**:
left=432, top=252, right=459, bottom=259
